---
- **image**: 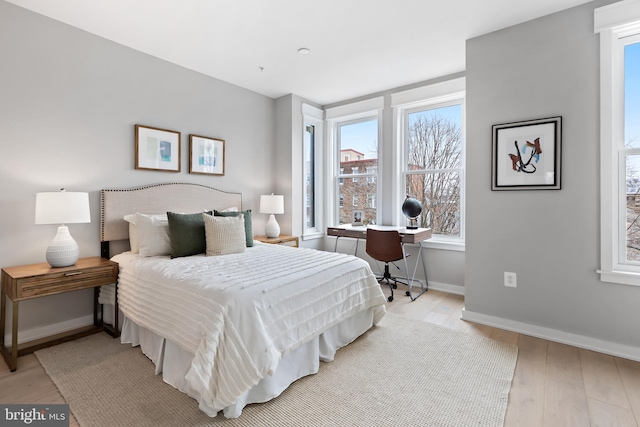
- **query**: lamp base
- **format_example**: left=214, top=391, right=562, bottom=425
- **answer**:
left=46, top=225, right=79, bottom=268
left=265, top=214, right=280, bottom=238
left=406, top=218, right=419, bottom=229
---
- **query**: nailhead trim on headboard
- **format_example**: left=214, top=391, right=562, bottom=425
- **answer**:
left=100, top=182, right=243, bottom=244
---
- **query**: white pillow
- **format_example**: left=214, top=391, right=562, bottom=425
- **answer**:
left=134, top=213, right=170, bottom=257
left=203, top=213, right=246, bottom=256
left=220, top=207, right=239, bottom=212
left=123, top=214, right=140, bottom=254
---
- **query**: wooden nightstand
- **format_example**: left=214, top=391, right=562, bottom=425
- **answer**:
left=254, top=234, right=299, bottom=247
left=0, top=256, right=119, bottom=371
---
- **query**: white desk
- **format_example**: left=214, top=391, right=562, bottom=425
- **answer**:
left=327, top=225, right=432, bottom=300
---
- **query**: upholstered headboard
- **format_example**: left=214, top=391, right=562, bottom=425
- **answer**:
left=100, top=182, right=242, bottom=257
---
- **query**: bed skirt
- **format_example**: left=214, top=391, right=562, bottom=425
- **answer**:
left=118, top=307, right=377, bottom=418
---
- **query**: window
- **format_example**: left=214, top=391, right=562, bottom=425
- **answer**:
left=335, top=120, right=378, bottom=224
left=304, top=124, right=316, bottom=229
left=327, top=98, right=382, bottom=226
left=404, top=104, right=463, bottom=237
left=624, top=39, right=640, bottom=264
left=302, top=104, right=324, bottom=239
left=366, top=166, right=377, bottom=183
left=393, top=78, right=465, bottom=245
left=596, top=1, right=640, bottom=286
left=367, top=194, right=376, bottom=209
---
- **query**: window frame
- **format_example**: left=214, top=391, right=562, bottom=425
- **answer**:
left=392, top=78, right=466, bottom=251
left=595, top=0, right=640, bottom=286
left=302, top=103, right=324, bottom=240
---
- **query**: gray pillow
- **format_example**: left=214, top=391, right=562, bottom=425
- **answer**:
left=167, top=211, right=212, bottom=258
left=214, top=209, right=253, bottom=247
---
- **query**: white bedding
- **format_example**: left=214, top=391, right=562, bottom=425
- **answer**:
left=111, top=243, right=386, bottom=417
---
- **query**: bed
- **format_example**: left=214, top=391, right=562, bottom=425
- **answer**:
left=99, top=183, right=387, bottom=419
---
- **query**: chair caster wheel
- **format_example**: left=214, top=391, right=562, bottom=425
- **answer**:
left=388, top=296, right=393, bottom=302
left=392, top=284, right=398, bottom=289
left=405, top=291, right=411, bottom=297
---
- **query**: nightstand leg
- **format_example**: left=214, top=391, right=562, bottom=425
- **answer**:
left=113, top=283, right=119, bottom=338
left=0, top=287, right=5, bottom=351
left=93, top=287, right=100, bottom=327
left=0, top=288, right=16, bottom=372
left=10, top=301, right=18, bottom=371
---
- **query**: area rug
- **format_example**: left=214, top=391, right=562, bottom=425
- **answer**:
left=35, top=313, right=517, bottom=427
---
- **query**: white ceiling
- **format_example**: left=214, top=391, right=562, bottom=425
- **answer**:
left=6, top=0, right=593, bottom=105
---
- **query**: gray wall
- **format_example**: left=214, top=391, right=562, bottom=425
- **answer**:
left=0, top=1, right=275, bottom=336
left=466, top=0, right=640, bottom=351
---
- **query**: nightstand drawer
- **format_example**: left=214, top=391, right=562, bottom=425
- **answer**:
left=16, top=266, right=116, bottom=299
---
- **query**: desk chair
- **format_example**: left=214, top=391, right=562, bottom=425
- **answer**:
left=365, top=228, right=410, bottom=302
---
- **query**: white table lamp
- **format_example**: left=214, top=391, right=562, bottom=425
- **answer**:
left=260, top=194, right=284, bottom=238
left=35, top=189, right=91, bottom=267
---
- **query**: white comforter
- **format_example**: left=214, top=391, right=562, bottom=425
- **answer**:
left=112, top=243, right=386, bottom=415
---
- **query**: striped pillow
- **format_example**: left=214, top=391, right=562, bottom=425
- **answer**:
left=203, top=213, right=246, bottom=256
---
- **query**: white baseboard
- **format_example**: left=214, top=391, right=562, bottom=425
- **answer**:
left=4, top=315, right=95, bottom=345
left=461, top=308, right=640, bottom=362
left=428, top=280, right=465, bottom=296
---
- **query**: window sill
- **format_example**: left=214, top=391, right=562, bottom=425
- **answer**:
left=420, top=239, right=465, bottom=252
left=598, top=269, right=640, bottom=287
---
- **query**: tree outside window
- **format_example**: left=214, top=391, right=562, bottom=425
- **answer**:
left=405, top=104, right=463, bottom=237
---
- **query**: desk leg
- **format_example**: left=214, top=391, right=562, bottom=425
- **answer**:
left=419, top=244, right=429, bottom=291
left=333, top=235, right=363, bottom=257
left=402, top=243, right=429, bottom=301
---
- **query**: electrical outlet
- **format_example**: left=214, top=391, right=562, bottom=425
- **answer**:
left=504, top=272, right=517, bottom=288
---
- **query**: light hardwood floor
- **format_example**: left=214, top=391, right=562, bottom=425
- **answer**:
left=1, top=288, right=639, bottom=427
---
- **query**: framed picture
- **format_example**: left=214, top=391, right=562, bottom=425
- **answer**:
left=352, top=210, right=364, bottom=226
left=135, top=124, right=181, bottom=172
left=189, top=134, right=225, bottom=176
left=492, top=116, right=562, bottom=190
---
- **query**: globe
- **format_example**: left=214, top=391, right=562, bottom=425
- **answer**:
left=402, top=196, right=422, bottom=229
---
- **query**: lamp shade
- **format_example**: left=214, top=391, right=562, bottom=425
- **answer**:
left=260, top=194, right=284, bottom=215
left=35, top=191, right=91, bottom=224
